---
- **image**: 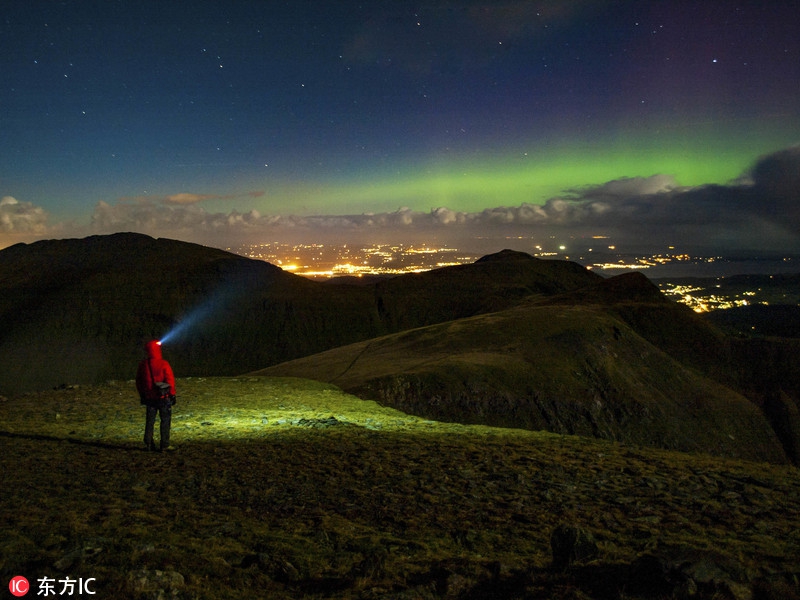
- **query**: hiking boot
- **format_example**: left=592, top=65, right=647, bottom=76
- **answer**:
left=161, top=445, right=177, bottom=453
left=145, top=442, right=157, bottom=452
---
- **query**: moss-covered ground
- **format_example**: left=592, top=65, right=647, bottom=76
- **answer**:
left=1, top=377, right=799, bottom=599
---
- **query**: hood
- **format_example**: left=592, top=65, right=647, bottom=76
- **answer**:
left=145, top=340, right=163, bottom=359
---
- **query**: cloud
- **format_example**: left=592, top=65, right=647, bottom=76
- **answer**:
left=751, top=146, right=800, bottom=197
left=7, top=146, right=800, bottom=255
left=81, top=146, right=800, bottom=254
left=0, top=196, right=50, bottom=233
left=163, top=190, right=265, bottom=205
left=90, top=199, right=264, bottom=235
left=568, top=174, right=680, bottom=200
left=535, top=148, right=800, bottom=251
left=165, top=193, right=215, bottom=205
left=748, top=146, right=800, bottom=224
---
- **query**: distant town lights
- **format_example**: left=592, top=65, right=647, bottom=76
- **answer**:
left=228, top=242, right=798, bottom=313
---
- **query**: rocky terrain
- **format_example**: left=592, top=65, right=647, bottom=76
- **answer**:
left=1, top=378, right=799, bottom=599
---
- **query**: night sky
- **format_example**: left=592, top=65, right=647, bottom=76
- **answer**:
left=2, top=1, right=799, bottom=254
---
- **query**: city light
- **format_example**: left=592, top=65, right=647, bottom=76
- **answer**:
left=660, top=284, right=762, bottom=313
left=229, top=242, right=478, bottom=279
left=228, top=241, right=798, bottom=312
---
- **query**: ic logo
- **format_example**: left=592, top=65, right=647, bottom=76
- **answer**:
left=9, top=576, right=29, bottom=596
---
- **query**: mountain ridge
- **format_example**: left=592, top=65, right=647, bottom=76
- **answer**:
left=2, top=233, right=798, bottom=463
left=254, top=299, right=786, bottom=463
left=0, top=233, right=597, bottom=394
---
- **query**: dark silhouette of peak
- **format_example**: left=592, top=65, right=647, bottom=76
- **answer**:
left=0, top=232, right=286, bottom=280
left=557, top=271, right=669, bottom=306
left=0, top=234, right=598, bottom=394
left=474, top=249, right=537, bottom=263
left=598, top=271, right=664, bottom=299
left=371, top=251, right=600, bottom=331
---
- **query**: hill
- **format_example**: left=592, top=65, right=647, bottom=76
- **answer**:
left=2, top=233, right=799, bottom=464
left=254, top=288, right=785, bottom=464
left=1, top=378, right=798, bottom=599
left=0, top=233, right=307, bottom=392
left=259, top=269, right=800, bottom=464
left=0, top=234, right=599, bottom=395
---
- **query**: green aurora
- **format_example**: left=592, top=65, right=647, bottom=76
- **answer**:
left=243, top=126, right=797, bottom=216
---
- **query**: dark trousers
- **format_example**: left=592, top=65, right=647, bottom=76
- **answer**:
left=144, top=403, right=172, bottom=450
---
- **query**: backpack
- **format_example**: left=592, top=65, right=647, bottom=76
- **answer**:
left=142, top=360, right=174, bottom=406
left=153, top=381, right=172, bottom=401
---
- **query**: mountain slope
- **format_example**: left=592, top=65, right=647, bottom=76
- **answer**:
left=254, top=297, right=787, bottom=464
left=0, top=233, right=598, bottom=395
left=0, top=233, right=323, bottom=393
left=372, top=248, right=602, bottom=330
left=2, top=233, right=795, bottom=463
left=3, top=378, right=799, bottom=599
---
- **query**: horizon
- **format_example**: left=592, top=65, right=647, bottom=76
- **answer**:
left=4, top=230, right=800, bottom=282
left=226, top=238, right=800, bottom=279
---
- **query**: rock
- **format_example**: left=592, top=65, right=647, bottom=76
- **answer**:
left=296, top=416, right=342, bottom=428
left=550, top=524, right=599, bottom=571
left=53, top=539, right=106, bottom=571
left=128, top=569, right=185, bottom=595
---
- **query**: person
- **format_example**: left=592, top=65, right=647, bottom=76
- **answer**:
left=136, top=339, right=177, bottom=452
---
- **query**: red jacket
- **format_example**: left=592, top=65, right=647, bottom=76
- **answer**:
left=136, top=340, right=176, bottom=401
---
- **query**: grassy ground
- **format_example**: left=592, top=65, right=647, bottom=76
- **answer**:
left=1, top=377, right=799, bottom=599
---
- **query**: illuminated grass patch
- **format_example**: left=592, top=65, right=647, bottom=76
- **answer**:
left=0, top=377, right=510, bottom=444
